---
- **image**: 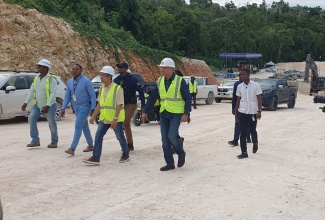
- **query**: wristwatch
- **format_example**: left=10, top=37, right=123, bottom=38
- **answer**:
left=113, top=116, right=118, bottom=120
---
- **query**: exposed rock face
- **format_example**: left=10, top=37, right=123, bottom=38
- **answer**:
left=0, top=2, right=216, bottom=84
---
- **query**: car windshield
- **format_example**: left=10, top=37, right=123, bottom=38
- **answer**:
left=0, top=75, right=7, bottom=83
left=257, top=79, right=277, bottom=88
left=223, top=81, right=236, bottom=86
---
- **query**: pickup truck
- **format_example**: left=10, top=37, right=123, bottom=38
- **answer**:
left=183, top=76, right=218, bottom=104
left=256, top=79, right=297, bottom=111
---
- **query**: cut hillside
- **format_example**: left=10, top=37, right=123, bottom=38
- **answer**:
left=0, top=1, right=217, bottom=84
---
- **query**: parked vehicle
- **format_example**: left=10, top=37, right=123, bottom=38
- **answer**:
left=256, top=79, right=297, bottom=111
left=0, top=71, right=66, bottom=120
left=215, top=79, right=237, bottom=103
left=132, top=94, right=160, bottom=126
left=183, top=76, right=218, bottom=104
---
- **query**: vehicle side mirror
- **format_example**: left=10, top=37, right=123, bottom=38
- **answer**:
left=278, top=85, right=283, bottom=89
left=5, top=86, right=16, bottom=93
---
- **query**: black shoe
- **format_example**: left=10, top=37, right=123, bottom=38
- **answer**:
left=247, top=139, right=252, bottom=143
left=237, top=152, right=248, bottom=159
left=194, top=107, right=197, bottom=109
left=228, top=140, right=238, bottom=146
left=177, top=153, right=186, bottom=167
left=160, top=164, right=175, bottom=171
left=253, top=143, right=258, bottom=153
left=128, top=144, right=134, bottom=151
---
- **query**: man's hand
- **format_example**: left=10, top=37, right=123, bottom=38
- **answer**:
left=111, top=119, right=117, bottom=129
left=256, top=112, right=262, bottom=120
left=61, top=109, right=65, bottom=117
left=187, top=115, right=191, bottom=124
left=89, top=117, right=95, bottom=124
left=232, top=109, right=235, bottom=115
left=235, top=112, right=239, bottom=123
left=90, top=110, right=95, bottom=117
left=21, top=103, right=27, bottom=111
left=42, top=105, right=50, bottom=113
left=141, top=113, right=148, bottom=123
left=181, top=114, right=188, bottom=123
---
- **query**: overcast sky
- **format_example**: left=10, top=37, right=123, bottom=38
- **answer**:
left=211, top=0, right=324, bottom=9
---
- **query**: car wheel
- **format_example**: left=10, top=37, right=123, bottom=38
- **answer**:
left=205, top=92, right=214, bottom=105
left=55, top=98, right=63, bottom=121
left=269, top=96, right=278, bottom=111
left=215, top=98, right=222, bottom=103
left=132, top=110, right=142, bottom=126
left=55, top=102, right=62, bottom=121
left=287, top=95, right=295, bottom=108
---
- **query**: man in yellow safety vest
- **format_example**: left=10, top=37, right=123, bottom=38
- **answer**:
left=142, top=58, right=191, bottom=171
left=84, top=66, right=129, bottom=165
left=22, top=59, right=58, bottom=148
left=189, top=75, right=198, bottom=109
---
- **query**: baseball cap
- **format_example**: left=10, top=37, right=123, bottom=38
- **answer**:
left=116, top=62, right=128, bottom=69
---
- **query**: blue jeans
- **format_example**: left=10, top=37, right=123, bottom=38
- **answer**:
left=93, top=121, right=128, bottom=160
left=234, top=122, right=251, bottom=142
left=70, top=104, right=93, bottom=150
left=28, top=104, right=58, bottom=144
left=160, top=111, right=186, bottom=165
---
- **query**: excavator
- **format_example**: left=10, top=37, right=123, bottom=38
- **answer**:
left=306, top=54, right=325, bottom=111
left=305, top=54, right=325, bottom=95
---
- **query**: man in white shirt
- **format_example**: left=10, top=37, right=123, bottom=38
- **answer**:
left=22, top=59, right=58, bottom=148
left=235, top=68, right=262, bottom=159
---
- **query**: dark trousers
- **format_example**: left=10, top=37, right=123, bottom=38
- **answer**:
left=191, top=93, right=197, bottom=108
left=234, top=122, right=251, bottom=142
left=239, top=113, right=258, bottom=153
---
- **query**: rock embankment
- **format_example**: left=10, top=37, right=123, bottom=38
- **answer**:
left=0, top=1, right=216, bottom=84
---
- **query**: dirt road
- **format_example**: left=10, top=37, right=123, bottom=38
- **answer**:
left=1, top=94, right=325, bottom=220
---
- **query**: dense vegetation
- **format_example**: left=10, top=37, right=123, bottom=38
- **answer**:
left=4, top=0, right=325, bottom=69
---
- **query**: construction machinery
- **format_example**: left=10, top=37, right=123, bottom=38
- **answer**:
left=305, top=54, right=325, bottom=95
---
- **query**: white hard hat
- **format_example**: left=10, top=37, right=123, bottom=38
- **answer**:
left=159, top=58, right=175, bottom=68
left=37, top=59, right=51, bottom=69
left=100, top=66, right=115, bottom=76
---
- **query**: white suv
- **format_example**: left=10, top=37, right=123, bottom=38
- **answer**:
left=215, top=79, right=237, bottom=103
left=0, top=71, right=66, bottom=120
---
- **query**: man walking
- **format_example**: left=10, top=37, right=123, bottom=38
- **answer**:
left=62, top=64, right=96, bottom=155
left=228, top=76, right=251, bottom=146
left=22, top=59, right=58, bottom=148
left=235, top=69, right=262, bottom=159
left=142, top=58, right=191, bottom=171
left=189, top=76, right=198, bottom=109
left=114, top=62, right=145, bottom=151
left=84, top=66, right=129, bottom=165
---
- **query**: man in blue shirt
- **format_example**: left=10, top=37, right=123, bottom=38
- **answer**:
left=62, top=64, right=97, bottom=155
left=114, top=62, right=145, bottom=151
left=142, top=58, right=191, bottom=171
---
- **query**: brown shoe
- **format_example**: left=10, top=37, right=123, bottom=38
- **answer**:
left=83, top=146, right=94, bottom=152
left=26, top=142, right=40, bottom=147
left=47, top=143, right=57, bottom=148
left=83, top=156, right=100, bottom=165
left=64, top=148, right=74, bottom=155
left=119, top=155, right=130, bottom=163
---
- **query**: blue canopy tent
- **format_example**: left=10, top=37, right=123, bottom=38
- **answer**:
left=264, top=61, right=276, bottom=67
left=219, top=53, right=263, bottom=75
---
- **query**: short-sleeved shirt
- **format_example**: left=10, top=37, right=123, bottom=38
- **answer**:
left=236, top=80, right=262, bottom=114
left=98, top=83, right=124, bottom=124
